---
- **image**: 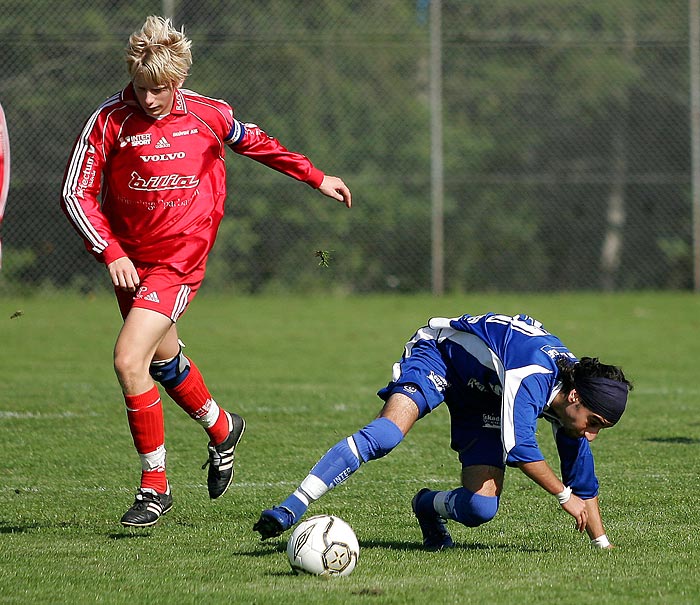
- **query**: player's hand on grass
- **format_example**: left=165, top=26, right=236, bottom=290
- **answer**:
left=561, top=494, right=588, bottom=532
left=319, top=175, right=352, bottom=208
left=108, top=256, right=140, bottom=292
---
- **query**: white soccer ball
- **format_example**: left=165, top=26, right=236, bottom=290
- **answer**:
left=286, top=514, right=360, bottom=576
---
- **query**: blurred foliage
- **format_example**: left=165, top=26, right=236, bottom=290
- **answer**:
left=0, top=0, right=693, bottom=293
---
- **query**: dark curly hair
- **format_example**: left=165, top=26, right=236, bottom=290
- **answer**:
left=556, top=356, right=633, bottom=394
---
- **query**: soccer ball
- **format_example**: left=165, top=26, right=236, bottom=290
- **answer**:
left=286, top=515, right=360, bottom=576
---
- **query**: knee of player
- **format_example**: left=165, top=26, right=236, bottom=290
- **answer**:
left=113, top=349, right=148, bottom=382
left=351, top=417, right=405, bottom=462
left=453, top=490, right=499, bottom=527
left=468, top=495, right=499, bottom=526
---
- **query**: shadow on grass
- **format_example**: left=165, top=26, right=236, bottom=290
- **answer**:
left=360, top=539, right=549, bottom=553
left=108, top=530, right=156, bottom=539
left=237, top=537, right=548, bottom=556
left=646, top=437, right=700, bottom=445
left=0, top=521, right=41, bottom=534
left=238, top=541, right=287, bottom=557
left=0, top=519, right=93, bottom=534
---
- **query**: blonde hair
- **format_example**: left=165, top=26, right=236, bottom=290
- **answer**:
left=125, top=15, right=192, bottom=87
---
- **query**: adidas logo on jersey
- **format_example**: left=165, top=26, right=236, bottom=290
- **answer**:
left=154, top=136, right=171, bottom=149
left=144, top=291, right=160, bottom=303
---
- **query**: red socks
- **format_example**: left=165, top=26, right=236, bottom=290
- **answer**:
left=124, top=385, right=167, bottom=493
left=124, top=360, right=231, bottom=493
left=165, top=359, right=230, bottom=445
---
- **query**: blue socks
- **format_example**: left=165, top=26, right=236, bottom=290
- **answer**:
left=352, top=417, right=405, bottom=462
left=426, top=487, right=499, bottom=527
left=274, top=415, right=499, bottom=537
left=278, top=418, right=405, bottom=523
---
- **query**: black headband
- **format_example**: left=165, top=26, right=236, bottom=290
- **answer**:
left=573, top=376, right=629, bottom=425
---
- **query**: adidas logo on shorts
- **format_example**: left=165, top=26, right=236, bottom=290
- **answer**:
left=144, top=291, right=160, bottom=303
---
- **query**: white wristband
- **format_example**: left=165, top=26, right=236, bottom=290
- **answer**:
left=555, top=486, right=572, bottom=505
left=591, top=534, right=611, bottom=549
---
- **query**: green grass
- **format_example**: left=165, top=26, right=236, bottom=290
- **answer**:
left=1, top=292, right=699, bottom=604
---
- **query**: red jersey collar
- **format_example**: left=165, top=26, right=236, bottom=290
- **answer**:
left=122, top=83, right=188, bottom=116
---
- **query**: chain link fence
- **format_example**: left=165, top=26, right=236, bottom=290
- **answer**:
left=0, top=0, right=695, bottom=294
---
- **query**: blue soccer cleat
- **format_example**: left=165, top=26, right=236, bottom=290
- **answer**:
left=253, top=506, right=295, bottom=540
left=412, top=488, right=455, bottom=551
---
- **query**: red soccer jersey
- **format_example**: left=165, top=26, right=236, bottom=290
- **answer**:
left=61, top=84, right=324, bottom=273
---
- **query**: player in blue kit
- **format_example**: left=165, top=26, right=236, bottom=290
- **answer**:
left=254, top=313, right=632, bottom=550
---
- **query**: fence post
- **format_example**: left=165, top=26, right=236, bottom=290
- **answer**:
left=690, top=0, right=700, bottom=291
left=430, top=0, right=444, bottom=295
left=162, top=0, right=176, bottom=20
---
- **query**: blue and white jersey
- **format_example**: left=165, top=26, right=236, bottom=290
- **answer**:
left=405, top=313, right=598, bottom=498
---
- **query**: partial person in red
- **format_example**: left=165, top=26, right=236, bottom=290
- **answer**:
left=0, top=100, right=10, bottom=269
left=60, top=16, right=352, bottom=528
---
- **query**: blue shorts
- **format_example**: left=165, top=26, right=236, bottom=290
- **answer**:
left=377, top=335, right=505, bottom=470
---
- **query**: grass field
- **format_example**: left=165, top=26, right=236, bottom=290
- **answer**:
left=1, top=291, right=699, bottom=604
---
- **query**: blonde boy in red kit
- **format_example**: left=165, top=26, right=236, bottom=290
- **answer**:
left=61, top=16, right=352, bottom=527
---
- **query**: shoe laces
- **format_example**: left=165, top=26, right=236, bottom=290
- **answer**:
left=202, top=445, right=223, bottom=470
left=132, top=489, right=159, bottom=509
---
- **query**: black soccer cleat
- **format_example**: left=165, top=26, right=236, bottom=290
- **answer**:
left=202, top=412, right=246, bottom=499
left=253, top=507, right=294, bottom=540
left=120, top=487, right=173, bottom=527
left=412, top=488, right=455, bottom=551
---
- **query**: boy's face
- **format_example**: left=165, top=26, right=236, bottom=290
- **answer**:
left=132, top=74, right=178, bottom=117
left=558, top=389, right=614, bottom=442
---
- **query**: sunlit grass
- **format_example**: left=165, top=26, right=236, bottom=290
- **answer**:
left=1, top=292, right=699, bottom=604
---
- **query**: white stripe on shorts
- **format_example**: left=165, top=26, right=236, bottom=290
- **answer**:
left=170, top=285, right=191, bottom=321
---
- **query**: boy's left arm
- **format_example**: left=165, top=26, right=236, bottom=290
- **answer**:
left=584, top=496, right=614, bottom=549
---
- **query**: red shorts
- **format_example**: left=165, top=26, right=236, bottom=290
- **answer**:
left=115, top=262, right=206, bottom=322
